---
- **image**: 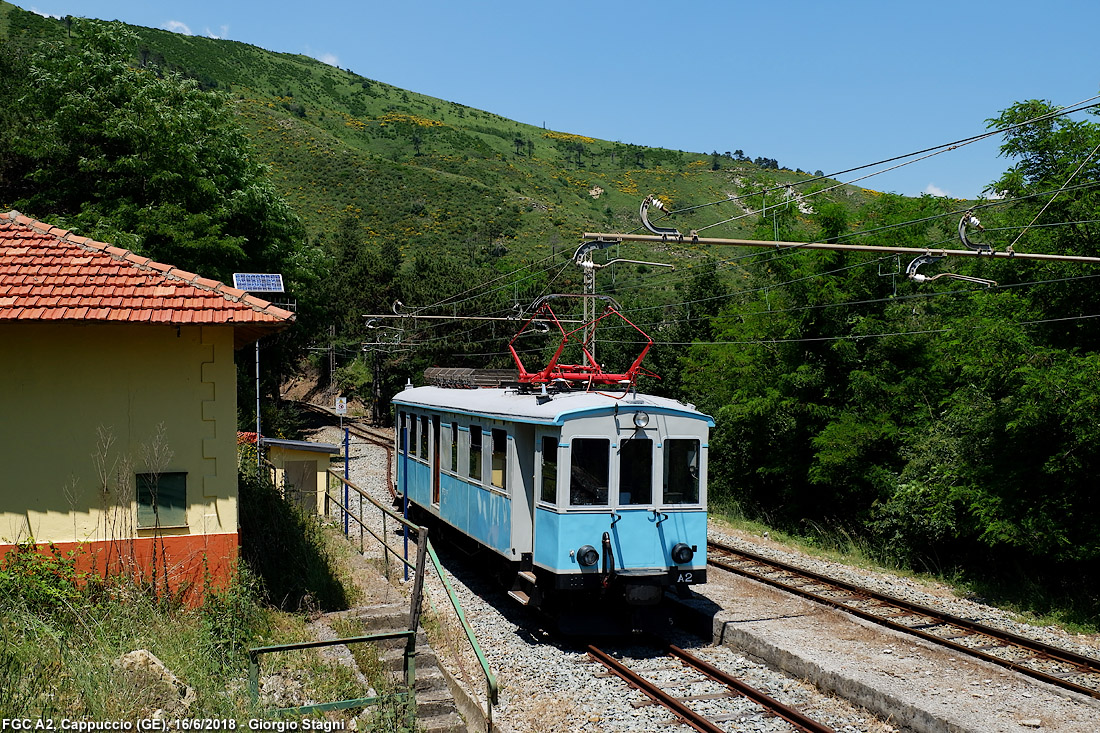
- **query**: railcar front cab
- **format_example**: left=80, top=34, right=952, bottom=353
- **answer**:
left=534, top=404, right=710, bottom=605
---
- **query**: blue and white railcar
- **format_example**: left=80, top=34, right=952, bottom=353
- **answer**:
left=393, top=385, right=712, bottom=607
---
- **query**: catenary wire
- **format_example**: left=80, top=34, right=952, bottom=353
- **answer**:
left=663, top=94, right=1100, bottom=221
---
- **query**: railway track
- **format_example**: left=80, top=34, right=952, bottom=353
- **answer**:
left=587, top=641, right=836, bottom=733
left=708, top=539, right=1100, bottom=700
left=298, top=401, right=396, bottom=496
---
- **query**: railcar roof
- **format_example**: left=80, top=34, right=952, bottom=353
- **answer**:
left=392, top=386, right=714, bottom=427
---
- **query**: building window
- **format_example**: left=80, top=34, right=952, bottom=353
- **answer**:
left=570, top=438, right=609, bottom=506
left=469, top=426, right=482, bottom=482
left=540, top=436, right=558, bottom=504
left=491, top=429, right=508, bottom=490
left=663, top=439, right=700, bottom=505
left=619, top=438, right=653, bottom=505
left=137, top=472, right=187, bottom=528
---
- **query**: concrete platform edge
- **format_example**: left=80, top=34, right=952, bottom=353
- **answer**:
left=669, top=596, right=977, bottom=733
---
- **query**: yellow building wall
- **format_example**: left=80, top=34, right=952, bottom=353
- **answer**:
left=267, top=446, right=335, bottom=515
left=0, top=322, right=239, bottom=547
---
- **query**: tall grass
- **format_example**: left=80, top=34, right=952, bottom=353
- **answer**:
left=0, top=469, right=366, bottom=719
left=0, top=553, right=266, bottom=717
left=237, top=465, right=353, bottom=612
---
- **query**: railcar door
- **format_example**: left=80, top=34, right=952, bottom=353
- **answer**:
left=510, top=424, right=535, bottom=560
left=531, top=430, right=560, bottom=571
left=432, top=416, right=441, bottom=506
left=614, top=432, right=664, bottom=570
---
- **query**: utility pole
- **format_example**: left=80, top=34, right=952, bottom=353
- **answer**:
left=328, top=324, right=336, bottom=393
left=581, top=256, right=597, bottom=365
left=233, top=273, right=286, bottom=470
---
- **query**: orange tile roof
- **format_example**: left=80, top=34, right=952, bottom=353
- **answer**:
left=0, top=211, right=294, bottom=347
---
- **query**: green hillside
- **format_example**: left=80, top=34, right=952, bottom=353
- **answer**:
left=119, top=20, right=856, bottom=244
left=0, top=2, right=880, bottom=283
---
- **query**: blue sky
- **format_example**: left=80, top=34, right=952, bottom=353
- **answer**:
left=19, top=0, right=1100, bottom=200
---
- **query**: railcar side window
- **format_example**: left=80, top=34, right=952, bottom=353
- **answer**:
left=570, top=438, right=609, bottom=506
left=540, top=437, right=558, bottom=504
left=408, top=414, right=417, bottom=457
left=469, top=426, right=483, bottom=482
left=450, top=422, right=458, bottom=472
left=399, top=412, right=407, bottom=453
left=441, top=423, right=452, bottom=472
left=619, top=438, right=653, bottom=505
left=491, top=429, right=507, bottom=490
left=663, top=439, right=700, bottom=504
left=419, top=416, right=429, bottom=459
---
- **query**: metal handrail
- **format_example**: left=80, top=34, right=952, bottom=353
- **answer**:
left=327, top=468, right=417, bottom=531
left=249, top=631, right=415, bottom=715
left=325, top=469, right=498, bottom=730
left=327, top=471, right=415, bottom=571
left=426, top=540, right=499, bottom=727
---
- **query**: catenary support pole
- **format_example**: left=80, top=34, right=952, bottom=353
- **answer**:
left=255, top=340, right=261, bottom=469
left=344, top=425, right=350, bottom=536
left=402, top=426, right=410, bottom=582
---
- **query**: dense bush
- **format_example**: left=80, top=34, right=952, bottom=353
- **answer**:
left=237, top=467, right=350, bottom=612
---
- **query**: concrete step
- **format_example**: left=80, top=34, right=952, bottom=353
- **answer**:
left=338, top=604, right=464, bottom=731
left=352, top=604, right=409, bottom=632
left=372, top=629, right=427, bottom=654
left=381, top=644, right=439, bottom=674
left=418, top=711, right=465, bottom=733
left=414, top=687, right=459, bottom=719
left=412, top=666, right=448, bottom=693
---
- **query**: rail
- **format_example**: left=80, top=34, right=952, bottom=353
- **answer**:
left=587, top=642, right=834, bottom=733
left=326, top=469, right=499, bottom=730
left=708, top=540, right=1100, bottom=700
left=299, top=402, right=395, bottom=498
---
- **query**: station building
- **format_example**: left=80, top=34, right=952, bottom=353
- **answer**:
left=0, top=210, right=294, bottom=597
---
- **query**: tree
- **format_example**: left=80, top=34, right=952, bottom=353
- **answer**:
left=985, top=99, right=1100, bottom=351
left=816, top=202, right=849, bottom=243
left=0, top=20, right=303, bottom=282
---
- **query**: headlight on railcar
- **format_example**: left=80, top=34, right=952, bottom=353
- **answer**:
left=577, top=544, right=600, bottom=567
left=670, top=543, right=695, bottom=565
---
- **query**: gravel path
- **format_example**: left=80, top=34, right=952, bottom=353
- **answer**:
left=309, top=424, right=1100, bottom=732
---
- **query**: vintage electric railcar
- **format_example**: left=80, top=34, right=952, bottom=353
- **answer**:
left=392, top=384, right=712, bottom=608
